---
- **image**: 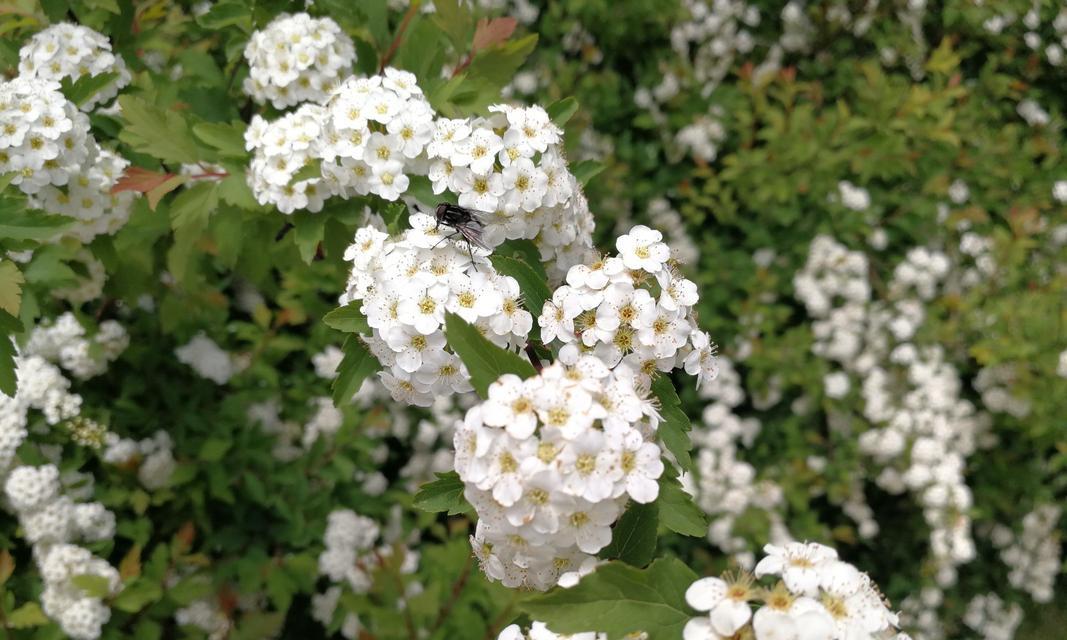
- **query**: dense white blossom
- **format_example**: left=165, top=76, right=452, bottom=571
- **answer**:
left=538, top=225, right=717, bottom=386
left=458, top=358, right=664, bottom=590
left=685, top=542, right=909, bottom=640
left=243, top=13, right=355, bottom=108
left=175, top=332, right=245, bottom=384
left=18, top=23, right=131, bottom=109
left=0, top=77, right=95, bottom=195
left=339, top=214, right=531, bottom=406
left=31, top=148, right=135, bottom=242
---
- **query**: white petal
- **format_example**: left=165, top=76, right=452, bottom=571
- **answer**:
left=710, top=599, right=752, bottom=636
left=685, top=577, right=727, bottom=611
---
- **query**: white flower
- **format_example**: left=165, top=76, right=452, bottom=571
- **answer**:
left=685, top=576, right=754, bottom=637
left=754, top=542, right=838, bottom=596
left=483, top=374, right=540, bottom=439
left=616, top=225, right=671, bottom=273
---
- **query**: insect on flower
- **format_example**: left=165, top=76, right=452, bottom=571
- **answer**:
left=434, top=202, right=490, bottom=266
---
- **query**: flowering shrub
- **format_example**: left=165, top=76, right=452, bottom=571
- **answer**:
left=0, top=1, right=1063, bottom=640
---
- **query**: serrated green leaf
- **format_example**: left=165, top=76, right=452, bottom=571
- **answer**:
left=657, top=464, right=707, bottom=537
left=72, top=573, right=112, bottom=598
left=323, top=304, right=370, bottom=334
left=431, top=0, right=471, bottom=53
left=489, top=254, right=551, bottom=320
left=292, top=211, right=325, bottom=264
left=599, top=501, right=658, bottom=567
left=413, top=471, right=468, bottom=515
left=289, top=159, right=322, bottom=185
left=570, top=160, right=604, bottom=187
left=7, top=601, right=47, bottom=628
left=112, top=579, right=164, bottom=613
left=196, top=0, right=252, bottom=32
left=332, top=335, right=380, bottom=406
left=547, top=97, right=579, bottom=127
left=170, top=182, right=219, bottom=231
left=0, top=324, right=15, bottom=397
left=117, top=95, right=203, bottom=165
left=652, top=376, right=693, bottom=473
left=0, top=260, right=24, bottom=316
left=0, top=200, right=72, bottom=242
left=520, top=557, right=698, bottom=640
left=465, top=34, right=537, bottom=88
left=444, top=311, right=535, bottom=398
left=192, top=121, right=248, bottom=158
left=61, top=72, right=118, bottom=108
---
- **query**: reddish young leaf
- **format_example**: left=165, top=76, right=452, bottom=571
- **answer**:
left=471, top=17, right=517, bottom=56
left=111, top=166, right=176, bottom=195
left=145, top=176, right=187, bottom=210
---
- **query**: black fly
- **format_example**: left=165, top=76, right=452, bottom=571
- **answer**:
left=434, top=202, right=489, bottom=267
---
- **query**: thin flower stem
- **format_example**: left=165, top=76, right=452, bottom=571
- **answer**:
left=428, top=552, right=474, bottom=633
left=379, top=1, right=421, bottom=73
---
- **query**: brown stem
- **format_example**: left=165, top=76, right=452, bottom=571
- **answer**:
left=379, top=1, right=421, bottom=73
left=429, top=552, right=474, bottom=634
left=451, top=52, right=474, bottom=78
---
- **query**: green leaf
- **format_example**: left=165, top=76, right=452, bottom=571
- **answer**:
left=495, top=239, right=546, bottom=278
left=292, top=211, right=325, bottom=264
left=112, top=579, right=164, bottom=613
left=657, top=464, right=707, bottom=537
left=198, top=438, right=232, bottom=462
left=520, top=557, right=698, bottom=640
left=0, top=260, right=23, bottom=316
left=444, top=311, right=535, bottom=398
left=431, top=0, right=472, bottom=53
left=0, top=326, right=15, bottom=397
left=196, top=0, right=252, bottom=32
left=323, top=304, right=370, bottom=335
left=7, top=602, right=48, bottom=628
left=599, top=501, right=658, bottom=567
left=547, top=97, right=579, bottom=128
left=489, top=254, right=551, bottom=319
left=0, top=200, right=72, bottom=242
left=381, top=201, right=409, bottom=235
left=413, top=471, right=468, bottom=515
left=289, top=158, right=322, bottom=185
left=192, top=121, right=248, bottom=159
left=570, top=160, right=604, bottom=187
left=72, top=574, right=113, bottom=598
left=117, top=95, right=203, bottom=165
left=464, top=34, right=537, bottom=87
left=331, top=335, right=380, bottom=406
left=170, top=182, right=219, bottom=231
left=61, top=72, right=118, bottom=108
left=652, top=376, right=693, bottom=473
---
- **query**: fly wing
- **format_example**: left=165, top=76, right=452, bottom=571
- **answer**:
left=456, top=222, right=490, bottom=250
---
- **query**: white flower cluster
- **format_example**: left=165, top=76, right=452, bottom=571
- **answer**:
left=249, top=68, right=596, bottom=279
left=692, top=357, right=789, bottom=567
left=668, top=0, right=760, bottom=93
left=0, top=77, right=95, bottom=195
left=247, top=396, right=344, bottom=461
left=962, top=593, right=1022, bottom=640
left=675, top=114, right=726, bottom=162
left=314, top=508, right=420, bottom=639
left=18, top=23, right=131, bottom=110
left=499, top=623, right=609, bottom=640
left=339, top=215, right=533, bottom=406
left=175, top=332, right=246, bottom=384
left=242, top=13, right=355, bottom=108
left=53, top=249, right=108, bottom=305
left=24, top=312, right=128, bottom=380
left=32, top=148, right=136, bottom=243
left=538, top=225, right=717, bottom=386
left=796, top=235, right=987, bottom=587
left=836, top=180, right=871, bottom=212
left=685, top=542, right=910, bottom=640
left=0, top=318, right=130, bottom=638
left=101, top=430, right=175, bottom=491
left=989, top=504, right=1062, bottom=603
left=245, top=103, right=332, bottom=213
left=973, top=364, right=1031, bottom=419
left=456, top=358, right=664, bottom=590
left=174, top=600, right=230, bottom=640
